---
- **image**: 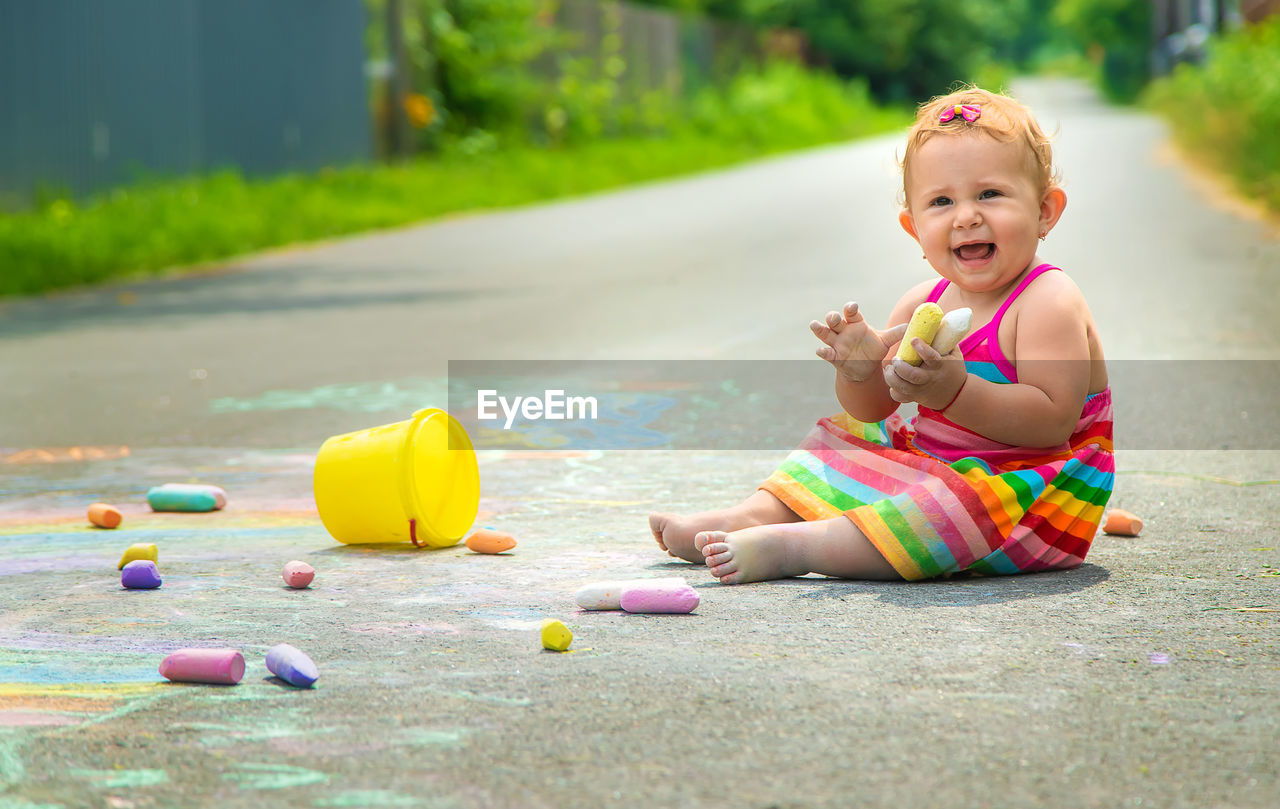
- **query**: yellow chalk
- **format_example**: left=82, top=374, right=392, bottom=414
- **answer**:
left=540, top=619, right=573, bottom=652
left=896, top=302, right=944, bottom=366
left=117, top=543, right=158, bottom=570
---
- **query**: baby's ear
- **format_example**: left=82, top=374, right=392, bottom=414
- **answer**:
left=898, top=208, right=919, bottom=241
left=1039, top=186, right=1067, bottom=232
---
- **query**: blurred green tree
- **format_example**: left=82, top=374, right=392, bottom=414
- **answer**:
left=412, top=0, right=558, bottom=142
left=633, top=0, right=1040, bottom=101
left=1052, top=0, right=1152, bottom=100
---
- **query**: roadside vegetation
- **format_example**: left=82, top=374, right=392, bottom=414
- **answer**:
left=6, top=0, right=1215, bottom=298
left=1144, top=15, right=1280, bottom=215
left=0, top=63, right=904, bottom=298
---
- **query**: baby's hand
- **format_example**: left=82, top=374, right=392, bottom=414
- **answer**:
left=883, top=337, right=967, bottom=409
left=811, top=302, right=909, bottom=383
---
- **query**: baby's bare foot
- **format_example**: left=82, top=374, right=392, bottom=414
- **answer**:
left=649, top=512, right=672, bottom=552
left=695, top=526, right=806, bottom=585
left=648, top=512, right=706, bottom=564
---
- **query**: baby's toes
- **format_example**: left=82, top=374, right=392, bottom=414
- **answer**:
left=709, top=554, right=741, bottom=583
left=700, top=542, right=734, bottom=568
left=693, top=530, right=727, bottom=554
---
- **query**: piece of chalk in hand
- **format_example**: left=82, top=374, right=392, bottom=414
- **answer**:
left=541, top=619, right=573, bottom=651
left=619, top=581, right=700, bottom=614
left=930, top=308, right=973, bottom=356
left=265, top=643, right=319, bottom=688
left=121, top=560, right=162, bottom=589
left=159, top=648, right=245, bottom=685
left=88, top=503, right=123, bottom=529
left=147, top=483, right=227, bottom=512
left=896, top=302, right=944, bottom=366
left=282, top=560, right=315, bottom=588
left=1102, top=508, right=1143, bottom=537
left=575, top=577, right=687, bottom=611
left=465, top=528, right=516, bottom=554
left=118, top=543, right=158, bottom=570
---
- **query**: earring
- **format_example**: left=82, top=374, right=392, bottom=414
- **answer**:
left=1038, top=232, right=1046, bottom=241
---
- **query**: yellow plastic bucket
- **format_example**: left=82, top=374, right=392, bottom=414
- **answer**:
left=313, top=409, right=479, bottom=548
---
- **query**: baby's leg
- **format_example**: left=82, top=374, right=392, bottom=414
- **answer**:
left=650, top=490, right=801, bottom=564
left=695, top=516, right=901, bottom=584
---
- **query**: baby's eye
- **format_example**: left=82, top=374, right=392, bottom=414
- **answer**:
left=929, top=196, right=952, bottom=207
left=979, top=189, right=1002, bottom=199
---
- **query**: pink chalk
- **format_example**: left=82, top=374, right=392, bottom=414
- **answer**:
left=159, top=648, right=245, bottom=685
left=282, top=560, right=315, bottom=588
left=619, top=582, right=700, bottom=614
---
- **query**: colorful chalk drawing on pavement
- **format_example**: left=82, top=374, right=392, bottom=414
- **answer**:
left=208, top=377, right=451, bottom=415
left=206, top=375, right=680, bottom=448
left=202, top=370, right=831, bottom=450
left=0, top=446, right=131, bottom=465
left=0, top=505, right=329, bottom=739
left=0, top=447, right=636, bottom=805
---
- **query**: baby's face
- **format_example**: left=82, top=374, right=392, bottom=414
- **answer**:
left=902, top=133, right=1047, bottom=295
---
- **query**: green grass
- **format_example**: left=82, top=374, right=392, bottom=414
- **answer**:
left=1144, top=16, right=1280, bottom=215
left=0, top=63, right=907, bottom=298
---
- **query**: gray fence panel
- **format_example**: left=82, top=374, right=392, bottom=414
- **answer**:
left=0, top=0, right=370, bottom=209
left=196, top=0, right=370, bottom=176
left=90, top=2, right=203, bottom=189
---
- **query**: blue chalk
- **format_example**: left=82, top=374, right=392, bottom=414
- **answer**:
left=147, top=484, right=222, bottom=512
left=265, top=644, right=319, bottom=688
left=121, top=560, right=162, bottom=589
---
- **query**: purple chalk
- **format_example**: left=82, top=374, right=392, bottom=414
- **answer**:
left=619, top=582, right=700, bottom=614
left=121, top=560, right=162, bottom=589
left=265, top=644, right=319, bottom=688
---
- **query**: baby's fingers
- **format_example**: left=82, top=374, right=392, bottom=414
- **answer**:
left=882, top=364, right=909, bottom=401
left=880, top=322, right=909, bottom=349
left=891, top=356, right=930, bottom=385
left=913, top=338, right=945, bottom=369
left=810, top=320, right=837, bottom=345
left=825, top=310, right=845, bottom=331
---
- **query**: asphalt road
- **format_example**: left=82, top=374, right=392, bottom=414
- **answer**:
left=1, top=77, right=1278, bottom=809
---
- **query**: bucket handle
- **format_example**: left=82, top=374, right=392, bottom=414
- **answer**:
left=398, top=408, right=469, bottom=549
left=400, top=409, right=438, bottom=548
left=408, top=518, right=425, bottom=547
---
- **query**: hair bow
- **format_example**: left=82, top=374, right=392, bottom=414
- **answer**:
left=939, top=104, right=981, bottom=123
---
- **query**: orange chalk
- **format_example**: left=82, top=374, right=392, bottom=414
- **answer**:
left=1102, top=508, right=1143, bottom=537
left=465, top=528, right=516, bottom=554
left=88, top=503, right=123, bottom=529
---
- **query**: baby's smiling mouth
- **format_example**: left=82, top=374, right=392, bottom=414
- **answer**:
left=954, top=242, right=995, bottom=261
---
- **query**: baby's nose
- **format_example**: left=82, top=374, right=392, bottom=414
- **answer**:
left=952, top=201, right=982, bottom=227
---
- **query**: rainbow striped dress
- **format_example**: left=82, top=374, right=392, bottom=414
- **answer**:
left=761, top=265, right=1114, bottom=580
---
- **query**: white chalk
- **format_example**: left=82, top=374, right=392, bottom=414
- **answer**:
left=930, top=308, right=973, bottom=356
left=574, top=577, right=686, bottom=611
left=619, top=581, right=700, bottom=614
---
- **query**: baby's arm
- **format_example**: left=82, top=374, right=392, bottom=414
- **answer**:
left=889, top=277, right=1092, bottom=447
left=811, top=284, right=927, bottom=423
